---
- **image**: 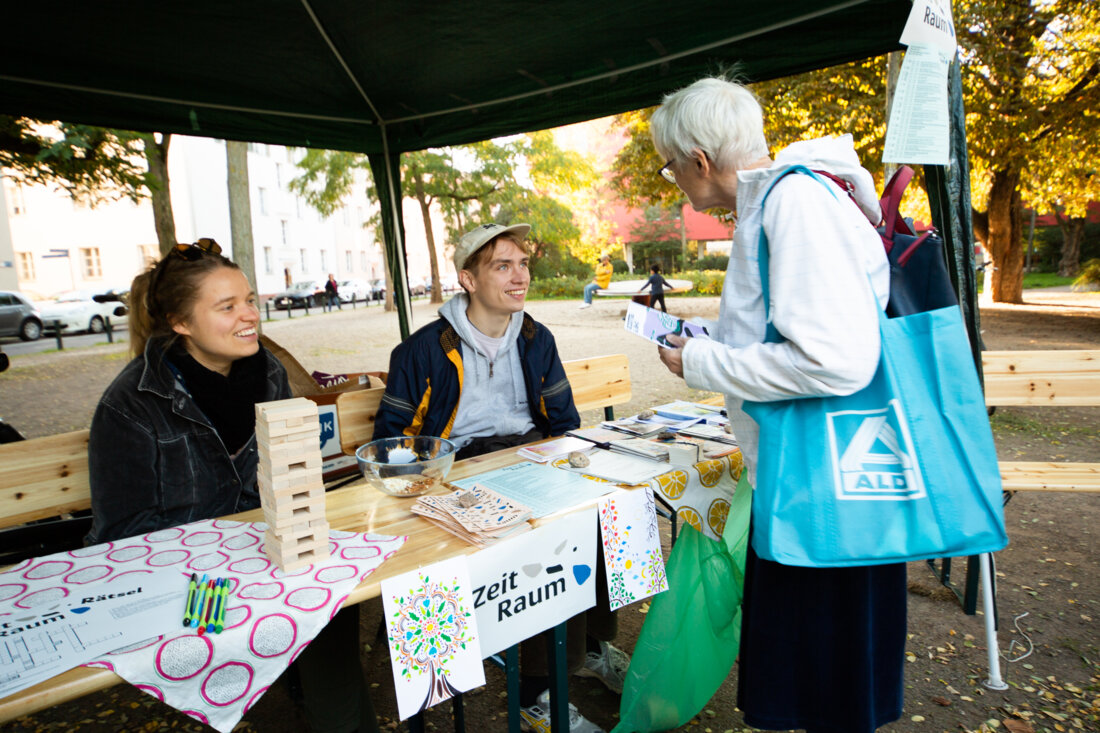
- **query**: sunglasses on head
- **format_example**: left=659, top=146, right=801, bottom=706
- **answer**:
left=169, top=238, right=222, bottom=261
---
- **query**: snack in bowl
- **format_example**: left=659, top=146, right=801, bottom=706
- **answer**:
left=355, top=436, right=457, bottom=497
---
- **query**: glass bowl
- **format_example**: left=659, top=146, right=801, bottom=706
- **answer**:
left=355, top=436, right=457, bottom=497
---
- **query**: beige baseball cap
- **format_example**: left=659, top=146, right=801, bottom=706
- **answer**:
left=453, top=223, right=531, bottom=272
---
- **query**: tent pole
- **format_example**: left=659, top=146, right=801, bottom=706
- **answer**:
left=377, top=125, right=412, bottom=339
left=980, top=553, right=1007, bottom=690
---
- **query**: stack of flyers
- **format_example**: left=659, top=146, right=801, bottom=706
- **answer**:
left=411, top=484, right=533, bottom=547
left=607, top=436, right=669, bottom=462
left=677, top=422, right=739, bottom=445
left=601, top=417, right=668, bottom=437
left=668, top=433, right=740, bottom=459
left=623, top=302, right=709, bottom=346
left=516, top=435, right=594, bottom=463
left=651, top=400, right=725, bottom=421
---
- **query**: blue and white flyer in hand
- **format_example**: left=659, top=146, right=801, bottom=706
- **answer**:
left=623, top=302, right=709, bottom=347
left=0, top=570, right=186, bottom=699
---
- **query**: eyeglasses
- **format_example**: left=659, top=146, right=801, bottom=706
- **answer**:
left=169, top=238, right=222, bottom=261
left=658, top=159, right=676, bottom=184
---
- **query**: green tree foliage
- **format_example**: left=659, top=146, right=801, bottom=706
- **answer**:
left=291, top=134, right=593, bottom=303
left=0, top=116, right=150, bottom=205
left=960, top=0, right=1100, bottom=301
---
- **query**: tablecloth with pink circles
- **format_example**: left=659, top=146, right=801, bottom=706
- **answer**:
left=0, top=519, right=406, bottom=733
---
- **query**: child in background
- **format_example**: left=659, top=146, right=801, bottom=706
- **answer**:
left=639, top=264, right=674, bottom=312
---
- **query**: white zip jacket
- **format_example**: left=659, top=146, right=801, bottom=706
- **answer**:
left=681, top=135, right=890, bottom=484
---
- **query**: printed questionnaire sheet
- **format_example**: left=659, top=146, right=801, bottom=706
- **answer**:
left=0, top=570, right=186, bottom=699
left=451, top=461, right=614, bottom=518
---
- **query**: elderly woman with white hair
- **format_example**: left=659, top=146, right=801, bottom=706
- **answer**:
left=652, top=76, right=906, bottom=733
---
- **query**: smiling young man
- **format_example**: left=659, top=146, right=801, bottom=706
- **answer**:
left=373, top=222, right=580, bottom=458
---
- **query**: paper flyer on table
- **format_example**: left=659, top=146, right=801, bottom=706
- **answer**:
left=561, top=449, right=671, bottom=485
left=451, top=462, right=614, bottom=518
left=0, top=571, right=186, bottom=699
left=623, top=302, right=709, bottom=346
left=381, top=556, right=484, bottom=720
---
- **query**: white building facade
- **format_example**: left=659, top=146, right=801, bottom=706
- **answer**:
left=0, top=135, right=449, bottom=301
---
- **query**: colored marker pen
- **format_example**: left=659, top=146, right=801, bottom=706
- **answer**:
left=215, top=580, right=230, bottom=633
left=197, top=579, right=215, bottom=635
left=182, top=573, right=198, bottom=627
left=190, top=574, right=209, bottom=628
left=206, top=579, right=223, bottom=634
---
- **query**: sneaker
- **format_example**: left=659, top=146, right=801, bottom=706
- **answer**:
left=578, top=302, right=592, bottom=309
left=575, top=640, right=629, bottom=694
left=520, top=689, right=605, bottom=733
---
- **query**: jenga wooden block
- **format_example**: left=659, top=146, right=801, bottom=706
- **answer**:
left=270, top=518, right=329, bottom=545
left=264, top=528, right=330, bottom=571
left=256, top=420, right=320, bottom=442
left=263, top=502, right=326, bottom=531
left=260, top=453, right=323, bottom=477
left=258, top=463, right=322, bottom=491
left=257, top=398, right=319, bottom=422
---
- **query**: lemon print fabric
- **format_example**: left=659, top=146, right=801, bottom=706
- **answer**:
left=676, top=506, right=703, bottom=532
left=695, top=459, right=724, bottom=487
left=655, top=469, right=688, bottom=500
left=707, top=497, right=730, bottom=536
left=727, top=450, right=744, bottom=480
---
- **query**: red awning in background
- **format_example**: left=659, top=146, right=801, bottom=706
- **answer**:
left=609, top=202, right=733, bottom=243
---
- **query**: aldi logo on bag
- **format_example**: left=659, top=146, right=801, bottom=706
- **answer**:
left=826, top=400, right=926, bottom=501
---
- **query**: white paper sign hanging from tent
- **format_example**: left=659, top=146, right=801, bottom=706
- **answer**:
left=883, top=0, right=957, bottom=165
left=381, top=556, right=485, bottom=721
left=465, top=507, right=597, bottom=658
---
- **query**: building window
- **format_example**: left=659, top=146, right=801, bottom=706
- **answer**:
left=248, top=142, right=267, bottom=156
left=360, top=251, right=367, bottom=271
left=300, top=249, right=308, bottom=273
left=342, top=208, right=350, bottom=226
left=6, top=183, right=26, bottom=215
left=346, top=250, right=353, bottom=271
left=280, top=220, right=289, bottom=245
left=264, top=247, right=273, bottom=275
left=15, top=252, right=35, bottom=281
left=137, top=244, right=158, bottom=268
left=80, top=247, right=102, bottom=279
left=257, top=188, right=267, bottom=215
left=275, top=163, right=284, bottom=188
left=319, top=250, right=327, bottom=272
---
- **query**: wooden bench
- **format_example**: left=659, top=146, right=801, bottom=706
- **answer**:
left=334, top=354, right=632, bottom=456
left=983, top=349, right=1100, bottom=493
left=0, top=430, right=93, bottom=563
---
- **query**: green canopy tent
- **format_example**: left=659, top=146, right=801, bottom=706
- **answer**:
left=0, top=0, right=977, bottom=345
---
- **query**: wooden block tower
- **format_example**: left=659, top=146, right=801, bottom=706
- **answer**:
left=256, top=397, right=330, bottom=571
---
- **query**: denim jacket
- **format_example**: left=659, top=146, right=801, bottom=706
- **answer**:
left=86, top=338, right=291, bottom=545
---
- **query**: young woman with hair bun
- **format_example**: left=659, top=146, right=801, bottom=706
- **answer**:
left=88, top=239, right=377, bottom=733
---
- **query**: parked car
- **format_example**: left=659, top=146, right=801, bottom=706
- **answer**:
left=271, top=280, right=324, bottom=310
left=0, top=290, right=43, bottom=341
left=37, top=290, right=129, bottom=334
left=336, top=278, right=372, bottom=303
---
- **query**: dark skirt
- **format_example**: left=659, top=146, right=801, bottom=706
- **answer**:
left=736, top=544, right=907, bottom=733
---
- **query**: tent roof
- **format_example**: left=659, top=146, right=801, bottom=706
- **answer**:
left=1, top=1, right=908, bottom=155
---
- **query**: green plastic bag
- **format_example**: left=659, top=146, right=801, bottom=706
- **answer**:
left=612, top=474, right=751, bottom=733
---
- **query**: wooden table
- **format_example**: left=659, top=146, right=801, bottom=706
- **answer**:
left=0, top=445, right=603, bottom=723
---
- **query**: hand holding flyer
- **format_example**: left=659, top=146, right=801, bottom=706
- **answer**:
left=623, top=302, right=709, bottom=346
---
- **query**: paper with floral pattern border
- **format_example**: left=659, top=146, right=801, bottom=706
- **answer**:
left=381, top=556, right=485, bottom=720
left=598, top=488, right=668, bottom=611
left=0, top=519, right=406, bottom=733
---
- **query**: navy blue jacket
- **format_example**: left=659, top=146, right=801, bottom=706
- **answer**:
left=374, top=312, right=580, bottom=442
left=86, top=338, right=291, bottom=544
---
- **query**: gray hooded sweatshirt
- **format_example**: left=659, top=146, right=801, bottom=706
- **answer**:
left=440, top=294, right=536, bottom=449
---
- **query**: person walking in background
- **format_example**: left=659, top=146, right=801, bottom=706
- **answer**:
left=580, top=254, right=613, bottom=309
left=651, top=76, right=904, bottom=733
left=325, top=273, right=341, bottom=310
left=639, top=263, right=674, bottom=312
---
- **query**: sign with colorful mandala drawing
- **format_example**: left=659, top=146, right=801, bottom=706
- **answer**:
left=381, top=557, right=484, bottom=720
left=465, top=507, right=597, bottom=657
left=597, top=488, right=668, bottom=611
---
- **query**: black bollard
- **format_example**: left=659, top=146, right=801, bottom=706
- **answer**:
left=104, top=317, right=114, bottom=344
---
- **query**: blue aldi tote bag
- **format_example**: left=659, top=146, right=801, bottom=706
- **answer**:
left=742, top=169, right=1007, bottom=567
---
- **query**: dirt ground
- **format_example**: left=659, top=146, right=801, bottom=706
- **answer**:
left=1, top=291, right=1097, bottom=733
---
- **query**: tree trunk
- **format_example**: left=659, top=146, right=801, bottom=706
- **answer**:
left=225, top=140, right=257, bottom=292
left=1057, top=217, right=1086, bottom=277
left=413, top=172, right=443, bottom=304
left=678, top=201, right=687, bottom=268
left=143, top=133, right=177, bottom=254
left=986, top=168, right=1024, bottom=303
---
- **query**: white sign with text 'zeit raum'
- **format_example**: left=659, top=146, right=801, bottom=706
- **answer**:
left=466, top=507, right=597, bottom=658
